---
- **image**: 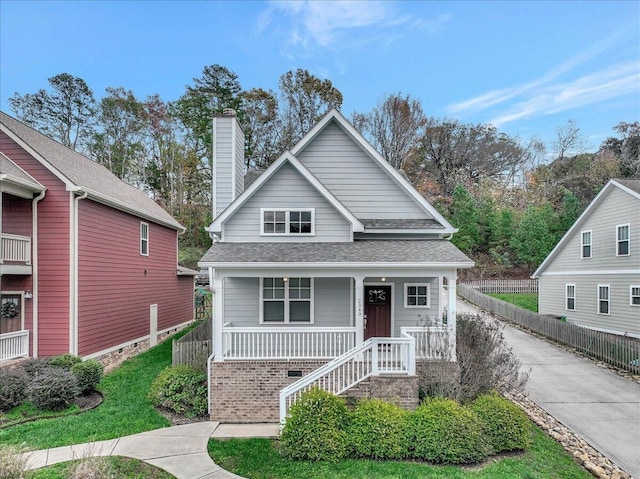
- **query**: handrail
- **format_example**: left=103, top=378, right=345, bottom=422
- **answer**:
left=279, top=335, right=415, bottom=423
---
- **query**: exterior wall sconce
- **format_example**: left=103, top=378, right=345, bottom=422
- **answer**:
left=283, top=277, right=289, bottom=282
left=380, top=277, right=386, bottom=282
left=24, top=291, right=33, bottom=299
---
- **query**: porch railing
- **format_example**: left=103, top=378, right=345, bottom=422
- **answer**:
left=401, top=326, right=454, bottom=360
left=0, top=330, right=30, bottom=361
left=0, top=233, right=32, bottom=264
left=279, top=335, right=415, bottom=423
left=222, top=327, right=356, bottom=360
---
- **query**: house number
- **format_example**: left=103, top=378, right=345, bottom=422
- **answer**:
left=357, top=298, right=362, bottom=317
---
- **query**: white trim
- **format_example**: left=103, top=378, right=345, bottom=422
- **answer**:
left=597, top=284, right=610, bottom=316
left=364, top=281, right=394, bottom=338
left=580, top=230, right=592, bottom=259
left=209, top=152, right=363, bottom=234
left=565, top=284, right=576, bottom=311
left=404, top=282, right=431, bottom=309
left=533, top=179, right=640, bottom=277
left=540, top=269, right=640, bottom=276
left=200, top=261, right=473, bottom=270
left=289, top=109, right=457, bottom=234
left=259, top=277, right=314, bottom=324
left=630, top=285, right=640, bottom=306
left=31, top=189, right=45, bottom=357
left=260, top=208, right=315, bottom=236
left=616, top=223, right=630, bottom=256
left=140, top=221, right=149, bottom=256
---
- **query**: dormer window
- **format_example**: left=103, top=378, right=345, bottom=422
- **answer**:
left=261, top=209, right=314, bottom=236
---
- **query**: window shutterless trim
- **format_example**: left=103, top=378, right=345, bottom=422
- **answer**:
left=259, top=277, right=314, bottom=323
left=260, top=208, right=315, bottom=236
left=404, top=283, right=431, bottom=308
left=581, top=230, right=592, bottom=259
left=565, top=284, right=576, bottom=311
left=597, top=284, right=610, bottom=315
left=616, top=223, right=630, bottom=256
left=630, top=285, right=640, bottom=306
left=140, top=222, right=149, bottom=256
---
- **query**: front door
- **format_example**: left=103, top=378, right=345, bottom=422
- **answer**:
left=364, top=285, right=391, bottom=339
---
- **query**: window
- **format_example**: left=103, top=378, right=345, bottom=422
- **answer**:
left=261, top=277, right=313, bottom=323
left=140, top=222, right=149, bottom=256
left=581, top=230, right=592, bottom=258
left=617, top=224, right=630, bottom=256
left=631, top=286, right=640, bottom=306
left=261, top=209, right=314, bottom=235
left=405, top=283, right=430, bottom=308
left=597, top=285, right=610, bottom=315
left=566, top=284, right=576, bottom=311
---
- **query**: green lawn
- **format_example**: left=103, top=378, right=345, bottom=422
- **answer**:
left=489, top=293, right=538, bottom=312
left=0, top=325, right=195, bottom=449
left=208, top=428, right=592, bottom=479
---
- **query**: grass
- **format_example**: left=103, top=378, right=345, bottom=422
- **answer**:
left=0, top=324, right=195, bottom=449
left=489, top=293, right=538, bottom=313
left=26, top=456, right=175, bottom=478
left=208, top=427, right=592, bottom=479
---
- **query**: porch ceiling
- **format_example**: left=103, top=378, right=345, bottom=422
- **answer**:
left=200, top=240, right=473, bottom=267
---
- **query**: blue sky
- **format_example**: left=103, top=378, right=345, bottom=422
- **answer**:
left=1, top=0, right=638, bottom=153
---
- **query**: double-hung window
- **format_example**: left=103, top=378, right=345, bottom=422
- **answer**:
left=597, top=285, right=610, bottom=315
left=616, top=224, right=630, bottom=256
left=405, top=283, right=430, bottom=308
left=140, top=222, right=149, bottom=256
left=261, top=209, right=314, bottom=235
left=261, top=277, right=313, bottom=323
left=581, top=230, right=592, bottom=259
left=566, top=284, right=576, bottom=311
left=631, top=286, right=640, bottom=306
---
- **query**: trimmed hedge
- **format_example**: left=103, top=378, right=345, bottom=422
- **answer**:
left=27, top=368, right=80, bottom=411
left=71, top=360, right=104, bottom=395
left=348, top=399, right=407, bottom=460
left=471, top=392, right=532, bottom=453
left=148, top=365, right=207, bottom=418
left=48, top=354, right=82, bottom=370
left=280, top=388, right=350, bottom=462
left=0, top=368, right=29, bottom=411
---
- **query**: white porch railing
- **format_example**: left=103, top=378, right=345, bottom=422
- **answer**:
left=279, top=335, right=416, bottom=423
left=222, top=327, right=356, bottom=360
left=401, top=326, right=454, bottom=360
left=1, top=233, right=32, bottom=264
left=0, top=330, right=30, bottom=361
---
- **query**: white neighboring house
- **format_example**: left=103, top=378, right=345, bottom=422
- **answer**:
left=199, top=109, right=474, bottom=422
left=533, top=178, right=640, bottom=338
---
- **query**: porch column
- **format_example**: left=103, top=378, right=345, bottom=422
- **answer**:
left=354, top=276, right=365, bottom=346
left=446, top=274, right=457, bottom=360
left=212, top=275, right=224, bottom=362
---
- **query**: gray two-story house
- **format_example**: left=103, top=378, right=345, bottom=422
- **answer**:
left=199, top=109, right=473, bottom=422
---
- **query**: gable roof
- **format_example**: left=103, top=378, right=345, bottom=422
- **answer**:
left=291, top=109, right=457, bottom=234
left=208, top=151, right=364, bottom=234
left=532, top=178, right=640, bottom=278
left=0, top=111, right=184, bottom=231
left=0, top=152, right=45, bottom=195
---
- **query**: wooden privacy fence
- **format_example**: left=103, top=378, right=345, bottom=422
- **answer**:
left=458, top=284, right=640, bottom=375
left=172, top=319, right=212, bottom=372
left=464, top=279, right=538, bottom=294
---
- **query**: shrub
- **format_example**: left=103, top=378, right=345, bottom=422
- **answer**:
left=48, top=354, right=82, bottom=370
left=20, top=357, right=51, bottom=377
left=28, top=368, right=80, bottom=411
left=280, top=388, right=350, bottom=462
left=407, top=397, right=488, bottom=464
left=0, top=368, right=29, bottom=412
left=71, top=360, right=104, bottom=395
left=471, top=392, right=532, bottom=453
left=148, top=365, right=207, bottom=418
left=0, top=443, right=30, bottom=479
left=70, top=456, right=114, bottom=479
left=347, top=399, right=407, bottom=460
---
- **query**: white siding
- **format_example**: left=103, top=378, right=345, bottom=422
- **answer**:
left=223, top=162, right=352, bottom=242
left=296, top=121, right=430, bottom=220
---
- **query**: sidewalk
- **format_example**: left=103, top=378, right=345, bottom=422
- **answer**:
left=23, top=422, right=279, bottom=479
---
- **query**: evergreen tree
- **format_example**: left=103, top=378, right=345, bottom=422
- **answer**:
left=510, top=204, right=557, bottom=270
left=449, top=185, right=480, bottom=252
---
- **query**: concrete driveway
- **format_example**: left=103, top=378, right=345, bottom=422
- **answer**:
left=454, top=296, right=640, bottom=478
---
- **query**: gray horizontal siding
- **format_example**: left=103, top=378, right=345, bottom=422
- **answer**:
left=223, top=162, right=352, bottom=242
left=214, top=118, right=234, bottom=217
left=296, top=121, right=430, bottom=220
left=545, top=187, right=640, bottom=273
left=386, top=277, right=440, bottom=336
left=539, top=273, right=640, bottom=336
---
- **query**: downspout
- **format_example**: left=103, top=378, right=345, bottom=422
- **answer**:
left=31, top=190, right=46, bottom=357
left=71, top=191, right=88, bottom=356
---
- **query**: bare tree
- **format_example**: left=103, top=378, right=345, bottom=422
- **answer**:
left=552, top=119, right=586, bottom=162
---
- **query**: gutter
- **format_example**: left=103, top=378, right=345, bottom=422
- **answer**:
left=31, top=190, right=46, bottom=357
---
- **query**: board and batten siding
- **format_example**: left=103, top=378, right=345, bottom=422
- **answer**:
left=77, top=199, right=193, bottom=357
left=223, top=277, right=351, bottom=327
left=1, top=132, right=71, bottom=356
left=538, top=273, right=640, bottom=337
left=295, top=121, right=429, bottom=220
left=223, top=162, right=352, bottom=242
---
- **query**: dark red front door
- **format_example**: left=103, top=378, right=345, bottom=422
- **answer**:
left=364, top=285, right=391, bottom=339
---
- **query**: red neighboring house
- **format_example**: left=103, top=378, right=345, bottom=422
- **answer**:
left=0, top=111, right=195, bottom=363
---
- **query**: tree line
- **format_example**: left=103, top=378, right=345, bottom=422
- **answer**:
left=8, top=68, right=638, bottom=274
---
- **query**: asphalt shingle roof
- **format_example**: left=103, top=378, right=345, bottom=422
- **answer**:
left=361, top=219, right=444, bottom=229
left=615, top=178, right=640, bottom=194
left=200, top=240, right=473, bottom=265
left=0, top=153, right=44, bottom=189
left=1, top=112, right=183, bottom=230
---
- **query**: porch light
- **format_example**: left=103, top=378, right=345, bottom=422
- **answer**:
left=283, top=277, right=289, bottom=282
left=24, top=291, right=33, bottom=299
left=381, top=277, right=386, bottom=282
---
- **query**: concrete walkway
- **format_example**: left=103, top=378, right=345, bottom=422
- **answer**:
left=23, top=422, right=279, bottom=479
left=455, top=297, right=640, bottom=478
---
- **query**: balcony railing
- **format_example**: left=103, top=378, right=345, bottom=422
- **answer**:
left=222, top=326, right=357, bottom=360
left=0, top=330, right=30, bottom=361
left=1, top=233, right=32, bottom=264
